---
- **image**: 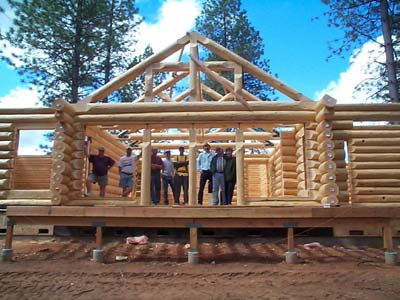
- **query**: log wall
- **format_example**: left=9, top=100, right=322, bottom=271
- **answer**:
left=13, top=156, right=52, bottom=189
left=0, top=123, right=16, bottom=200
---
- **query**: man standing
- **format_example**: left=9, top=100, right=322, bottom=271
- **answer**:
left=85, top=146, right=115, bottom=197
left=119, top=147, right=137, bottom=197
left=162, top=150, right=175, bottom=205
left=151, top=148, right=163, bottom=205
left=173, top=145, right=189, bottom=205
left=210, top=146, right=226, bottom=205
left=196, top=143, right=214, bottom=205
left=224, top=147, right=236, bottom=205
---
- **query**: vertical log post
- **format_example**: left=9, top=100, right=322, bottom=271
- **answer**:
left=383, top=221, right=397, bottom=265
left=144, top=67, right=153, bottom=102
left=285, top=225, right=298, bottom=264
left=189, top=35, right=199, bottom=102
left=1, top=219, right=15, bottom=262
left=92, top=222, right=104, bottom=263
left=141, top=128, right=151, bottom=205
left=189, top=127, right=197, bottom=205
left=236, top=129, right=245, bottom=205
left=188, top=226, right=199, bottom=264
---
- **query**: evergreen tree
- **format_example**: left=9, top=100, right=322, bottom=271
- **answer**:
left=195, top=0, right=275, bottom=100
left=1, top=0, right=143, bottom=105
left=322, top=0, right=400, bottom=102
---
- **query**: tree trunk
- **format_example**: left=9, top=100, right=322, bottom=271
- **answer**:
left=103, top=0, right=116, bottom=103
left=71, top=0, right=84, bottom=103
left=380, top=0, right=399, bottom=103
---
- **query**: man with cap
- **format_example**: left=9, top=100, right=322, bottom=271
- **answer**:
left=173, top=145, right=189, bottom=205
left=162, top=150, right=175, bottom=205
left=119, top=147, right=137, bottom=197
left=85, top=145, right=115, bottom=197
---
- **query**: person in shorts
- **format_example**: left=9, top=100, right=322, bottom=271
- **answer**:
left=85, top=146, right=115, bottom=197
left=119, top=147, right=137, bottom=197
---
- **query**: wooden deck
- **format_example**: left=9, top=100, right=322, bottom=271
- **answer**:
left=6, top=205, right=399, bottom=229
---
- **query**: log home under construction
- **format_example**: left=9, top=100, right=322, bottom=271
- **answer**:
left=0, top=32, right=399, bottom=264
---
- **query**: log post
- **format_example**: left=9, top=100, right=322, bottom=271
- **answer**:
left=383, top=221, right=398, bottom=265
left=140, top=129, right=151, bottom=205
left=189, top=35, right=200, bottom=102
left=285, top=226, right=298, bottom=264
left=188, top=226, right=199, bottom=264
left=236, top=130, right=245, bottom=205
left=234, top=65, right=243, bottom=103
left=144, top=66, right=153, bottom=102
left=1, top=219, right=15, bottom=262
left=188, top=128, right=197, bottom=205
left=93, top=222, right=104, bottom=263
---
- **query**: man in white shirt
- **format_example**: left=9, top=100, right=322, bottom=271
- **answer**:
left=119, top=147, right=137, bottom=197
left=162, top=150, right=175, bottom=205
left=196, top=143, right=215, bottom=205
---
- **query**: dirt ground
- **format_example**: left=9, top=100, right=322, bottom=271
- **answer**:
left=0, top=238, right=399, bottom=300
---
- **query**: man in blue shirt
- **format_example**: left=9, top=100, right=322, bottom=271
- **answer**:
left=196, top=143, right=215, bottom=205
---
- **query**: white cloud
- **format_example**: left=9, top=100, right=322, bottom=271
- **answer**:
left=314, top=38, right=385, bottom=104
left=134, top=0, right=201, bottom=57
left=0, top=86, right=41, bottom=108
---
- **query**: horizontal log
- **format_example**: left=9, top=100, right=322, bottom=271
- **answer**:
left=331, top=121, right=353, bottom=130
left=350, top=146, right=400, bottom=153
left=353, top=187, right=400, bottom=195
left=78, top=101, right=317, bottom=115
left=336, top=182, right=348, bottom=190
left=53, top=141, right=73, bottom=155
left=71, top=140, right=84, bottom=151
left=280, top=147, right=296, bottom=156
left=69, top=179, right=82, bottom=190
left=334, top=140, right=345, bottom=149
left=350, top=153, right=400, bottom=162
left=0, top=158, right=14, bottom=169
left=335, top=103, right=400, bottom=111
left=71, top=170, right=83, bottom=180
left=318, top=150, right=335, bottom=162
left=334, top=111, right=400, bottom=121
left=54, top=132, right=73, bottom=145
left=55, top=111, right=74, bottom=124
left=55, top=121, right=74, bottom=136
left=315, top=107, right=334, bottom=123
left=51, top=194, right=69, bottom=205
left=76, top=111, right=316, bottom=124
left=321, top=195, right=339, bottom=206
left=320, top=172, right=336, bottom=184
left=53, top=151, right=72, bottom=163
left=0, top=178, right=11, bottom=189
left=0, top=141, right=15, bottom=151
left=352, top=169, right=400, bottom=179
left=52, top=174, right=70, bottom=185
left=353, top=179, right=400, bottom=187
left=0, top=131, right=15, bottom=141
left=0, top=190, right=8, bottom=199
left=304, top=130, right=317, bottom=140
left=0, top=114, right=55, bottom=123
left=349, top=162, right=400, bottom=169
left=350, top=137, right=400, bottom=146
left=0, top=169, right=11, bottom=178
left=0, top=150, right=14, bottom=159
left=53, top=161, right=72, bottom=176
left=316, top=94, right=337, bottom=110
left=53, top=99, right=76, bottom=115
left=316, top=120, right=331, bottom=134
left=305, top=140, right=318, bottom=150
left=297, top=181, right=320, bottom=190
left=127, top=131, right=276, bottom=141
left=71, top=151, right=85, bottom=159
left=333, top=130, right=400, bottom=140
left=71, top=159, right=84, bottom=170
left=351, top=195, right=400, bottom=203
left=51, top=183, right=69, bottom=195
left=317, top=140, right=335, bottom=152
left=0, top=123, right=15, bottom=131
left=319, top=183, right=339, bottom=196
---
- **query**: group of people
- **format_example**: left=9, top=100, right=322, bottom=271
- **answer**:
left=85, top=143, right=236, bottom=206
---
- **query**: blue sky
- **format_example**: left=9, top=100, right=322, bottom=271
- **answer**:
left=0, top=0, right=383, bottom=154
left=0, top=0, right=381, bottom=107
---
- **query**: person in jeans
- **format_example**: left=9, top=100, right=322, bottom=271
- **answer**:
left=173, top=146, right=189, bottom=205
left=85, top=145, right=115, bottom=197
left=196, top=143, right=214, bottom=205
left=223, top=147, right=236, bottom=205
left=210, top=146, right=226, bottom=205
left=118, top=147, right=137, bottom=197
left=162, top=150, right=175, bottom=205
left=150, top=148, right=163, bottom=205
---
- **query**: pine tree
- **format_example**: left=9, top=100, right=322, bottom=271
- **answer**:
left=195, top=0, right=275, bottom=100
left=1, top=0, right=143, bottom=105
left=322, top=0, right=400, bottom=102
